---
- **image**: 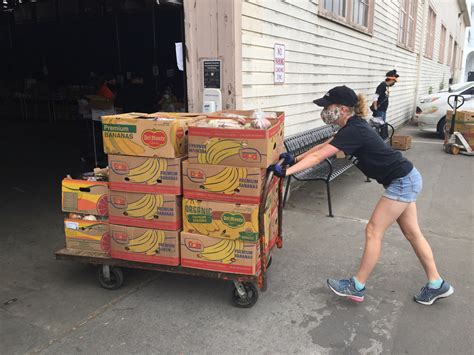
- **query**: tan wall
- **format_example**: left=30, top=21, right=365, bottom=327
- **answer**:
left=183, top=0, right=242, bottom=112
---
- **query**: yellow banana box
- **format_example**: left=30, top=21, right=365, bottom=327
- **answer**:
left=108, top=155, right=184, bottom=194
left=62, top=179, right=109, bottom=216
left=101, top=112, right=204, bottom=158
left=180, top=232, right=260, bottom=275
left=187, top=110, right=284, bottom=168
left=108, top=191, right=182, bottom=230
left=182, top=188, right=279, bottom=243
left=64, top=218, right=110, bottom=255
left=110, top=225, right=180, bottom=266
left=182, top=160, right=271, bottom=204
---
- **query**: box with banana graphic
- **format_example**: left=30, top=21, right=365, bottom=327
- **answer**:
left=101, top=112, right=204, bottom=158
left=110, top=225, right=180, bottom=266
left=182, top=160, right=268, bottom=204
left=108, top=192, right=182, bottom=230
left=183, top=189, right=278, bottom=243
left=64, top=219, right=110, bottom=255
left=62, top=179, right=109, bottom=216
left=180, top=231, right=277, bottom=275
left=108, top=155, right=183, bottom=194
left=187, top=111, right=284, bottom=168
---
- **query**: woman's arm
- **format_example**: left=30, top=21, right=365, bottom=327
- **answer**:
left=287, top=144, right=340, bottom=176
left=295, top=137, right=334, bottom=162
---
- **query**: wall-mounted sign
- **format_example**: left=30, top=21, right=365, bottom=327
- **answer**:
left=274, top=44, right=285, bottom=84
left=203, top=59, right=221, bottom=89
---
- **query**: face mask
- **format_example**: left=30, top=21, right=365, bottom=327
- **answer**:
left=321, top=106, right=341, bottom=124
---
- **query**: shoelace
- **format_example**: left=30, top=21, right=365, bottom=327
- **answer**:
left=417, top=286, right=431, bottom=300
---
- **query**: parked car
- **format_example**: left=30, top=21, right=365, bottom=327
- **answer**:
left=416, top=82, right=474, bottom=137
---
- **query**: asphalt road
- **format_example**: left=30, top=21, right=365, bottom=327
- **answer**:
left=0, top=121, right=472, bottom=354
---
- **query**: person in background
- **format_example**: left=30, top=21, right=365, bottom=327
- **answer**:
left=269, top=85, right=454, bottom=306
left=371, top=69, right=399, bottom=121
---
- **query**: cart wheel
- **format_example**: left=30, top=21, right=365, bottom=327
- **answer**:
left=231, top=282, right=259, bottom=308
left=97, top=266, right=124, bottom=290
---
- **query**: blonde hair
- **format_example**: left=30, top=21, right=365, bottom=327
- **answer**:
left=347, top=94, right=369, bottom=118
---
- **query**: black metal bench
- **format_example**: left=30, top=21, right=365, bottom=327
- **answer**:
left=283, top=120, right=394, bottom=217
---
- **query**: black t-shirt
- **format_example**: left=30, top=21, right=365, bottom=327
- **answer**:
left=375, top=82, right=390, bottom=112
left=330, top=116, right=413, bottom=186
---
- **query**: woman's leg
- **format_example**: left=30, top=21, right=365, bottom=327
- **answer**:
left=396, top=202, right=441, bottom=281
left=355, top=197, right=410, bottom=284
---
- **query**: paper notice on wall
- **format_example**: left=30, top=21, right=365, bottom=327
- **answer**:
left=175, top=42, right=184, bottom=71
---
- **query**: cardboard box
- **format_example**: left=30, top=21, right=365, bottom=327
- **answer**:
left=101, top=112, right=204, bottom=158
left=335, top=151, right=346, bottom=159
left=446, top=110, right=474, bottom=132
left=180, top=232, right=260, bottom=275
left=108, top=192, right=182, bottom=230
left=64, top=218, right=110, bottom=255
left=391, top=135, right=412, bottom=151
left=108, top=155, right=183, bottom=195
left=187, top=110, right=285, bottom=168
left=182, top=160, right=270, bottom=204
left=110, top=224, right=180, bottom=266
left=62, top=179, right=109, bottom=216
left=455, top=110, right=474, bottom=122
left=182, top=181, right=279, bottom=243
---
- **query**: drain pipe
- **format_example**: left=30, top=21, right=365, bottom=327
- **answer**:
left=413, top=0, right=429, bottom=117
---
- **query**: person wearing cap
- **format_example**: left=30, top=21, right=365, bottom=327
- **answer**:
left=269, top=85, right=453, bottom=306
left=370, top=69, right=399, bottom=121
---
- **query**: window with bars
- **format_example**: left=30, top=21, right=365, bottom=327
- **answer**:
left=398, top=0, right=417, bottom=50
left=319, top=0, right=374, bottom=33
left=439, top=25, right=446, bottom=63
left=424, top=6, right=436, bottom=59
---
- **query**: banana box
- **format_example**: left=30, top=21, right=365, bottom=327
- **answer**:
left=101, top=112, right=205, bottom=158
left=182, top=188, right=278, bottom=243
left=110, top=224, right=180, bottom=266
left=182, top=160, right=269, bottom=204
left=108, top=191, right=182, bottom=230
left=62, top=179, right=109, bottom=216
left=64, top=218, right=110, bottom=255
left=108, top=155, right=183, bottom=194
left=187, top=110, right=284, bottom=168
left=180, top=232, right=260, bottom=275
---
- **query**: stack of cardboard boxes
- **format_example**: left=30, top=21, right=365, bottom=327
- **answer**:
left=446, top=110, right=474, bottom=149
left=61, top=176, right=110, bottom=255
left=102, top=112, right=202, bottom=266
left=180, top=110, right=285, bottom=275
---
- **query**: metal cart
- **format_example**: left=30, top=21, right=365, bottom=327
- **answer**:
left=55, top=167, right=284, bottom=308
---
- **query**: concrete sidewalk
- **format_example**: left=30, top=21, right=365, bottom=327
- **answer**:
left=1, top=122, right=472, bottom=354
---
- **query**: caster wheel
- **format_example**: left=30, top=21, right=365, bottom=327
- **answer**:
left=450, top=145, right=460, bottom=155
left=231, top=282, right=259, bottom=308
left=97, top=266, right=124, bottom=290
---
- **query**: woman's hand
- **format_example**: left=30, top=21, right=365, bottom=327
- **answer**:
left=279, top=152, right=296, bottom=166
left=267, top=164, right=286, bottom=178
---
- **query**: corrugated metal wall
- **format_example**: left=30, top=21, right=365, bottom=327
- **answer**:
left=241, top=0, right=467, bottom=136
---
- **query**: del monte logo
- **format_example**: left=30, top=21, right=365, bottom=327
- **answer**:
left=221, top=212, right=245, bottom=229
left=142, top=129, right=167, bottom=149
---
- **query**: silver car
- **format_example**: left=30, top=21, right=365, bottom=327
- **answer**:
left=416, top=82, right=474, bottom=137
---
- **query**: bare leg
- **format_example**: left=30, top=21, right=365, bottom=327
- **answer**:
left=355, top=197, right=409, bottom=284
left=397, top=202, right=441, bottom=281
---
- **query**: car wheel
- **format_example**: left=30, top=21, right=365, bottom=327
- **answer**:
left=437, top=116, right=446, bottom=139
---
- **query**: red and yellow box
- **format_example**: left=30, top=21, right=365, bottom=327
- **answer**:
left=109, top=224, right=180, bottom=266
left=101, top=112, right=204, bottom=158
left=61, top=179, right=109, bottom=216
left=108, top=191, right=182, bottom=230
left=64, top=218, right=110, bottom=255
left=108, top=155, right=183, bottom=194
left=182, top=160, right=268, bottom=204
left=187, top=110, right=284, bottom=168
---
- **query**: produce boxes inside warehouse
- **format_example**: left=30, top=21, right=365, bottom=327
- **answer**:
left=446, top=110, right=474, bottom=148
left=102, top=112, right=204, bottom=266
left=181, top=110, right=284, bottom=275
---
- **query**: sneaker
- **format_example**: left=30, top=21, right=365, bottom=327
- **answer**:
left=414, top=281, right=454, bottom=305
left=327, top=277, right=365, bottom=302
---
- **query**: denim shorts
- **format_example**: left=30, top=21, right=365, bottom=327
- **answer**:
left=383, top=167, right=423, bottom=203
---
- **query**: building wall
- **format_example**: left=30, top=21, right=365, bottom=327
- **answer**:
left=241, top=0, right=468, bottom=136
